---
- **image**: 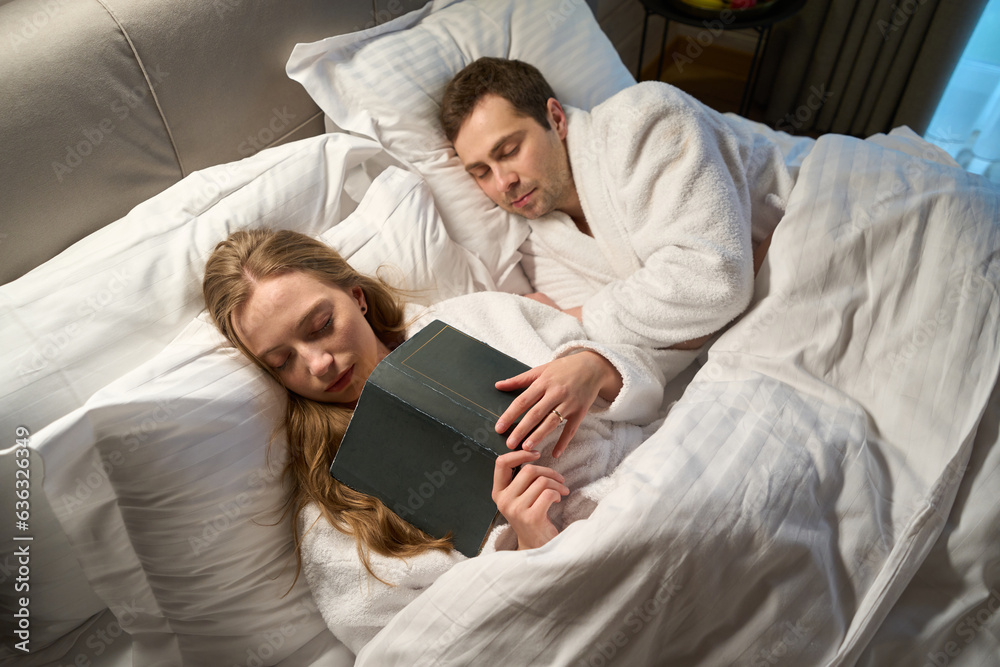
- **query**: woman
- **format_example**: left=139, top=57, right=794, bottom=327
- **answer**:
left=202, top=228, right=666, bottom=653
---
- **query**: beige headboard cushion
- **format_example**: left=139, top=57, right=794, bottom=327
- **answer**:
left=0, top=0, right=383, bottom=285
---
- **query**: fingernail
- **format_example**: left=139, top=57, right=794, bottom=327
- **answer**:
left=523, top=440, right=533, bottom=451
left=496, top=420, right=506, bottom=432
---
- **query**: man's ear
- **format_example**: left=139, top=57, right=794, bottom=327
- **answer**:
left=546, top=98, right=568, bottom=139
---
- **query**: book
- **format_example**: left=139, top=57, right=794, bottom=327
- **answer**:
left=329, top=319, right=531, bottom=557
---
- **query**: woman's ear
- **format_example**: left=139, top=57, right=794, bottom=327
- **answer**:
left=353, top=285, right=368, bottom=314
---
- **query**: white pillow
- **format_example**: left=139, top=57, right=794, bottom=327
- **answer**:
left=1, top=135, right=369, bottom=663
left=2, top=135, right=488, bottom=661
left=322, top=164, right=493, bottom=304
left=0, top=447, right=110, bottom=665
left=286, top=0, right=636, bottom=292
left=32, top=315, right=351, bottom=666
left=0, top=134, right=488, bottom=441
left=26, top=164, right=481, bottom=665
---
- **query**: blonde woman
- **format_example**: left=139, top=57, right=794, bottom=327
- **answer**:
left=203, top=228, right=667, bottom=653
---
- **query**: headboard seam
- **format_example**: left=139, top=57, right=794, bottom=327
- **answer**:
left=94, top=0, right=187, bottom=177
left=265, top=109, right=327, bottom=153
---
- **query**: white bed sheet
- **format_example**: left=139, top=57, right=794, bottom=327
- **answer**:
left=856, top=377, right=1000, bottom=665
left=356, top=132, right=1000, bottom=665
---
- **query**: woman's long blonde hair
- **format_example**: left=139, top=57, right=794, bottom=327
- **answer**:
left=202, top=228, right=451, bottom=584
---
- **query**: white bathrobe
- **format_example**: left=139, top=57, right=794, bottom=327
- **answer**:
left=298, top=292, right=667, bottom=655
left=520, top=81, right=795, bottom=379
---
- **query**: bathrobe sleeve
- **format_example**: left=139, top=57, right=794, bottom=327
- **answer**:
left=569, top=82, right=765, bottom=350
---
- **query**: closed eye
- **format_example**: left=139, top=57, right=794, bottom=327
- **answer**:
left=273, top=316, right=331, bottom=371
left=314, top=316, right=332, bottom=335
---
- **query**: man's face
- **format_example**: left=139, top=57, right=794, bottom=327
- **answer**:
left=453, top=94, right=574, bottom=219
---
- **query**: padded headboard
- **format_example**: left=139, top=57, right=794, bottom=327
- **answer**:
left=0, top=0, right=422, bottom=285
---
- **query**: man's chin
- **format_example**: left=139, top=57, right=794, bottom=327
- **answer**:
left=502, top=202, right=543, bottom=220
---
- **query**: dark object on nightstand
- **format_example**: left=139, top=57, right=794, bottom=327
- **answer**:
left=636, top=0, right=806, bottom=117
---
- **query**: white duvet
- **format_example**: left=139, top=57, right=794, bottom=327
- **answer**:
left=356, top=132, right=1000, bottom=665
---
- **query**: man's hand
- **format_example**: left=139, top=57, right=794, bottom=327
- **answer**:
left=492, top=449, right=568, bottom=550
left=495, top=351, right=622, bottom=458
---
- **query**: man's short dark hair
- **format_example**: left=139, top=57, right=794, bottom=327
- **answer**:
left=440, top=57, right=557, bottom=143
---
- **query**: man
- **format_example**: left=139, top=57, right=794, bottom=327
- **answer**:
left=440, top=58, right=793, bottom=379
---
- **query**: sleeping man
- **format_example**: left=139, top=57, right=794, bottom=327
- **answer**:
left=440, top=57, right=795, bottom=381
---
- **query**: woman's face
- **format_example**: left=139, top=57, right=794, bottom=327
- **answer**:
left=233, top=271, right=390, bottom=405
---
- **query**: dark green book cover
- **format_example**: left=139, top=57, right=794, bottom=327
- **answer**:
left=329, top=319, right=530, bottom=557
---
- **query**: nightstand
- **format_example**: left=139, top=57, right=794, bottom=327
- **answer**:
left=636, top=0, right=807, bottom=116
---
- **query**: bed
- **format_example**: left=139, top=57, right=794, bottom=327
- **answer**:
left=2, top=0, right=999, bottom=665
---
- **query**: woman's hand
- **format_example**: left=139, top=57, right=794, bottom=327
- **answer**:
left=493, top=450, right=569, bottom=550
left=494, top=350, right=623, bottom=458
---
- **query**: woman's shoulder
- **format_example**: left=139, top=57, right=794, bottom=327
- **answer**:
left=298, top=500, right=323, bottom=529
left=298, top=501, right=466, bottom=584
left=297, top=501, right=355, bottom=557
